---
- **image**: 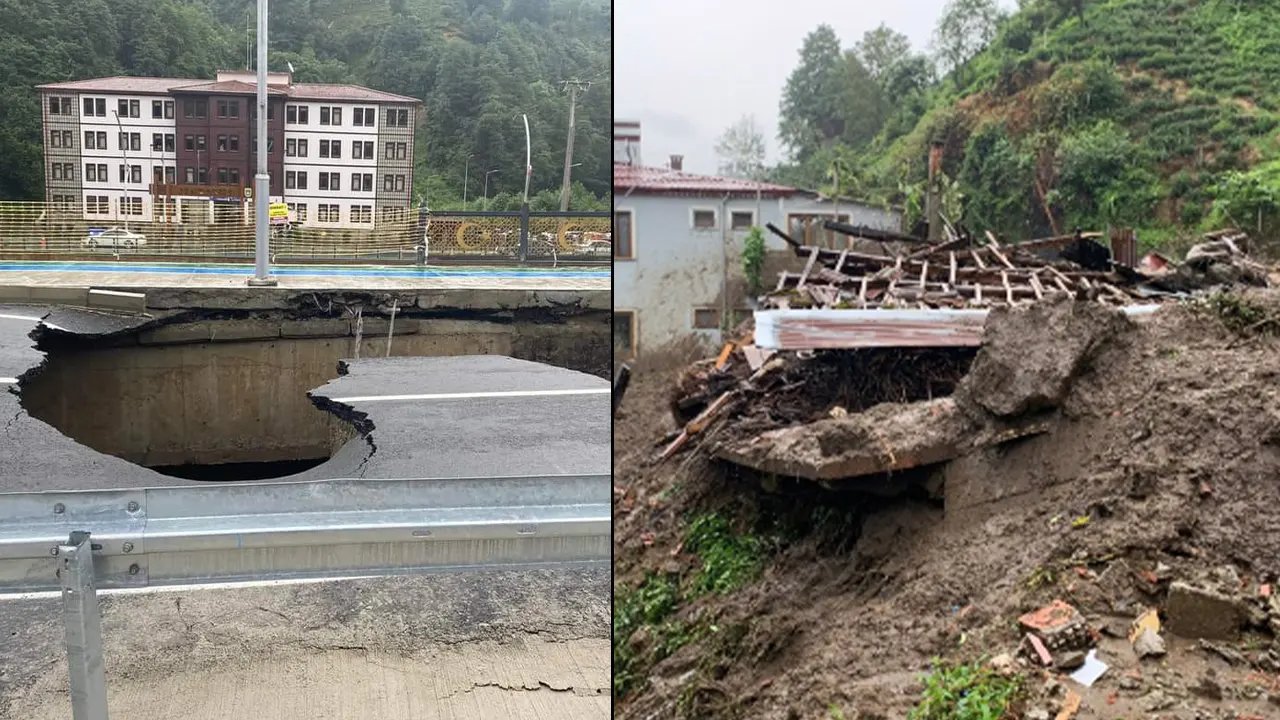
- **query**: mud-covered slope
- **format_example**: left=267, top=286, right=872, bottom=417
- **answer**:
left=614, top=291, right=1280, bottom=719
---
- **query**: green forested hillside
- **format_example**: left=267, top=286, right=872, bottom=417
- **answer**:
left=0, top=0, right=611, bottom=209
left=772, top=0, right=1280, bottom=250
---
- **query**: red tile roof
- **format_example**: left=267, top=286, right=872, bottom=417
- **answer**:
left=614, top=163, right=798, bottom=197
left=290, top=84, right=419, bottom=103
left=168, top=80, right=289, bottom=95
left=37, top=76, right=194, bottom=95
left=37, top=76, right=419, bottom=104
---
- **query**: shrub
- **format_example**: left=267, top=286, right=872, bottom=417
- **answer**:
left=909, top=660, right=1023, bottom=720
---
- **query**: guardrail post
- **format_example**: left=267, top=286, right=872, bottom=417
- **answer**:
left=519, top=203, right=530, bottom=264
left=59, top=531, right=109, bottom=720
left=416, top=206, right=428, bottom=265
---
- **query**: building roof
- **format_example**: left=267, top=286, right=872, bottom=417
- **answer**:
left=36, top=76, right=195, bottom=95
left=614, top=163, right=798, bottom=197
left=289, top=83, right=420, bottom=104
left=169, top=80, right=289, bottom=95
left=37, top=76, right=420, bottom=104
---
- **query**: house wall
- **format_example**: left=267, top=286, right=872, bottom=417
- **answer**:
left=40, top=91, right=82, bottom=206
left=613, top=193, right=903, bottom=359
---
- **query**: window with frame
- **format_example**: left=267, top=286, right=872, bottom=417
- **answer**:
left=286, top=138, right=297, bottom=157
left=613, top=311, right=637, bottom=360
left=85, top=164, right=96, bottom=182
left=84, top=131, right=96, bottom=149
left=62, top=130, right=72, bottom=147
left=286, top=171, right=297, bottom=189
left=165, top=166, right=176, bottom=184
left=51, top=163, right=63, bottom=181
left=165, top=134, right=175, bottom=152
left=185, top=167, right=195, bottom=183
left=217, top=167, right=228, bottom=184
left=185, top=135, right=195, bottom=151
left=320, top=140, right=331, bottom=158
left=130, top=133, right=140, bottom=152
left=49, top=131, right=61, bottom=148
left=164, top=101, right=174, bottom=118
left=692, top=308, right=720, bottom=330
left=196, top=135, right=206, bottom=151
left=614, top=211, right=634, bottom=259
left=295, top=203, right=308, bottom=222
left=361, top=173, right=373, bottom=192
left=229, top=168, right=240, bottom=184
left=153, top=100, right=163, bottom=119
left=295, top=171, right=307, bottom=190
left=383, top=174, right=393, bottom=191
left=396, top=142, right=407, bottom=159
left=153, top=166, right=164, bottom=183
left=384, top=143, right=393, bottom=159
left=197, top=167, right=208, bottom=184
left=352, top=205, right=372, bottom=223
left=95, top=131, right=106, bottom=149
left=118, top=99, right=128, bottom=118
left=229, top=135, right=239, bottom=152
left=129, top=99, right=140, bottom=118
left=730, top=210, right=754, bottom=230
left=692, top=209, right=717, bottom=229
left=394, top=175, right=405, bottom=192
left=296, top=138, right=307, bottom=157
left=50, top=96, right=71, bottom=114
left=152, top=133, right=163, bottom=151
left=217, top=135, right=228, bottom=152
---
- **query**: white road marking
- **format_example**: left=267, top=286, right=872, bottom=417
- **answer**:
left=330, top=388, right=610, bottom=403
left=0, top=313, right=66, bottom=331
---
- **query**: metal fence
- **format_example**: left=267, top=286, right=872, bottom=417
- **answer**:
left=0, top=202, right=611, bottom=265
left=423, top=209, right=611, bottom=264
left=0, top=472, right=610, bottom=719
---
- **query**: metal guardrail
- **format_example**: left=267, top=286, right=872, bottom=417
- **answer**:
left=0, top=202, right=612, bottom=265
left=0, top=473, right=610, bottom=718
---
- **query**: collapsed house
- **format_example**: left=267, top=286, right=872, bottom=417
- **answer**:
left=657, top=222, right=1272, bottom=482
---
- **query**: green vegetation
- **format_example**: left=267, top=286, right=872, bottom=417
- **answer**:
left=0, top=0, right=611, bottom=209
left=769, top=0, right=1280, bottom=252
left=1196, top=291, right=1280, bottom=337
left=909, top=660, right=1023, bottom=720
left=742, top=226, right=766, bottom=295
left=613, top=512, right=770, bottom=700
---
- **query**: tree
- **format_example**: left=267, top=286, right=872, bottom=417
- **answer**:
left=1050, top=0, right=1087, bottom=25
left=715, top=115, right=767, bottom=180
left=934, top=0, right=1001, bottom=85
left=856, top=24, right=911, bottom=85
left=839, top=50, right=886, bottom=147
left=779, top=24, right=846, bottom=162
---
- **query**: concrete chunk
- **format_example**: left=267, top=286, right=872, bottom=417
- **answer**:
left=1165, top=582, right=1244, bottom=640
left=88, top=288, right=146, bottom=313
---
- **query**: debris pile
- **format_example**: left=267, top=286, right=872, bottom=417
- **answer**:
left=763, top=222, right=1267, bottom=311
left=614, top=227, right=1280, bottom=719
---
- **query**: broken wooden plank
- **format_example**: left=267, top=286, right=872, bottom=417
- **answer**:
left=660, top=391, right=737, bottom=461
left=714, top=342, right=734, bottom=369
left=970, top=249, right=988, bottom=269
left=797, top=247, right=819, bottom=289
left=1001, top=271, right=1014, bottom=304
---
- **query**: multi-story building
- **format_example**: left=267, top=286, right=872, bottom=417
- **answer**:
left=37, top=70, right=420, bottom=229
left=611, top=120, right=903, bottom=362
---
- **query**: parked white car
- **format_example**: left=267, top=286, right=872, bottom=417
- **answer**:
left=83, top=227, right=146, bottom=249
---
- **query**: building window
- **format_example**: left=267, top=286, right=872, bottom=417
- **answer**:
left=51, top=163, right=62, bottom=181
left=217, top=135, right=227, bottom=152
left=692, top=209, right=717, bottom=230
left=295, top=171, right=307, bottom=190
left=119, top=197, right=142, bottom=216
left=84, top=131, right=96, bottom=149
left=196, top=135, right=206, bottom=151
left=216, top=99, right=239, bottom=119
left=217, top=167, right=228, bottom=184
left=353, top=107, right=376, bottom=126
left=387, top=108, right=409, bottom=127
left=385, top=143, right=393, bottom=159
left=320, top=140, right=330, bottom=158
left=395, top=175, right=406, bottom=192
left=96, top=131, right=106, bottom=149
left=318, top=204, right=339, bottom=222
left=286, top=105, right=297, bottom=124
left=117, top=99, right=128, bottom=118
left=229, top=169, right=240, bottom=184
left=383, top=174, right=393, bottom=191
left=165, top=134, right=175, bottom=152
left=614, top=210, right=634, bottom=259
left=692, top=308, right=720, bottom=330
left=153, top=197, right=177, bottom=221
left=320, top=172, right=341, bottom=191
left=164, top=101, right=174, bottom=118
left=185, top=167, right=195, bottom=183
left=396, top=142, right=407, bottom=159
left=131, top=165, right=142, bottom=184
left=286, top=171, right=297, bottom=189
left=95, top=98, right=106, bottom=117
left=85, top=163, right=95, bottom=182
left=353, top=142, right=363, bottom=160
left=351, top=173, right=372, bottom=192
left=165, top=166, right=176, bottom=184
left=153, top=166, right=164, bottom=183
left=96, top=163, right=106, bottom=181
left=197, top=167, right=208, bottom=184
left=184, top=99, right=207, bottom=119
left=153, top=100, right=163, bottom=119
left=184, top=135, right=194, bottom=151
left=352, top=205, right=372, bottom=223
left=152, top=133, right=163, bottom=151
left=130, top=133, right=141, bottom=151
left=295, top=203, right=308, bottom=222
left=229, top=135, right=239, bottom=152
left=130, top=99, right=140, bottom=118
left=286, top=138, right=296, bottom=157
left=730, top=211, right=755, bottom=230
left=787, top=212, right=853, bottom=248
left=49, top=131, right=60, bottom=148
left=50, top=96, right=72, bottom=115
left=296, top=138, right=307, bottom=157
left=319, top=106, right=342, bottom=126
left=614, top=311, right=637, bottom=359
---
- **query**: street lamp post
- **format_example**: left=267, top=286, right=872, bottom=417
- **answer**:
left=248, top=0, right=276, bottom=285
left=463, top=153, right=473, bottom=208
left=112, top=111, right=129, bottom=232
left=483, top=169, right=499, bottom=210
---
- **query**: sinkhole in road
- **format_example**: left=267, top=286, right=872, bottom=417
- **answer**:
left=18, top=322, right=372, bottom=481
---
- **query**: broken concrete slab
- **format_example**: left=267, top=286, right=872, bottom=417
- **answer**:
left=87, top=288, right=145, bottom=313
left=957, top=296, right=1130, bottom=418
left=1166, top=582, right=1245, bottom=640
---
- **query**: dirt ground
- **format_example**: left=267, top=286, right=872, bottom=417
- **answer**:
left=0, top=567, right=609, bottom=719
left=614, top=291, right=1280, bottom=719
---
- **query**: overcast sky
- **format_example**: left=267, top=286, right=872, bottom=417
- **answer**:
left=615, top=0, right=1015, bottom=175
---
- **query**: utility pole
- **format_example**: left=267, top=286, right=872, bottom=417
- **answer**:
left=248, top=0, right=276, bottom=285
left=463, top=153, right=473, bottom=207
left=558, top=80, right=590, bottom=211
